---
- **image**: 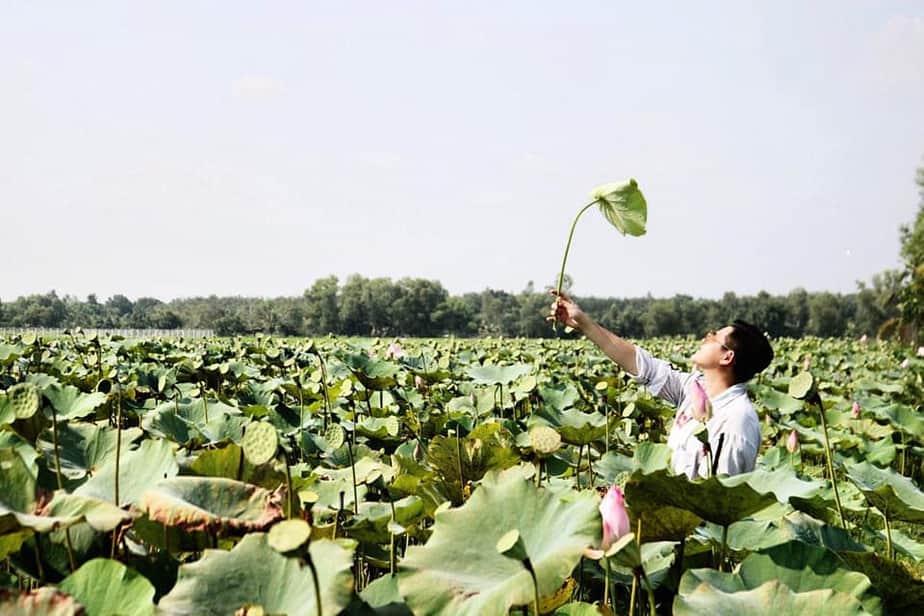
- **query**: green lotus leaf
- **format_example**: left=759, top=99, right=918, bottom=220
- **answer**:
left=552, top=603, right=601, bottom=615
left=75, top=438, right=179, bottom=507
left=534, top=407, right=610, bottom=447
left=242, top=422, right=279, bottom=466
left=44, top=384, right=108, bottom=420
left=591, top=178, right=647, bottom=236
left=859, top=396, right=924, bottom=438
left=704, top=510, right=867, bottom=554
left=343, top=496, right=424, bottom=544
left=143, top=398, right=243, bottom=446
left=754, top=386, right=804, bottom=415
left=845, top=461, right=924, bottom=523
left=790, top=480, right=868, bottom=526
left=344, top=353, right=399, bottom=390
left=0, top=588, right=85, bottom=616
left=0, top=447, right=36, bottom=514
left=624, top=469, right=777, bottom=527
left=675, top=542, right=881, bottom=615
left=157, top=533, right=355, bottom=616
left=359, top=574, right=412, bottom=614
left=465, top=364, right=533, bottom=386
left=356, top=416, right=401, bottom=440
left=58, top=558, right=155, bottom=616
left=136, top=476, right=284, bottom=534
left=36, top=423, right=143, bottom=481
left=607, top=540, right=677, bottom=590
left=426, top=423, right=519, bottom=505
left=838, top=551, right=924, bottom=613
left=675, top=579, right=872, bottom=615
left=537, top=384, right=580, bottom=412
left=40, top=492, right=133, bottom=532
left=398, top=466, right=600, bottom=616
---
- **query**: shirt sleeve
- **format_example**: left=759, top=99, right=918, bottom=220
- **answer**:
left=631, top=345, right=692, bottom=407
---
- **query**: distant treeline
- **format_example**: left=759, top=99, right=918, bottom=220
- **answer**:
left=0, top=274, right=898, bottom=339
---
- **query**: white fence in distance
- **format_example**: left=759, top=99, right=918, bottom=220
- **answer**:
left=0, top=328, right=215, bottom=339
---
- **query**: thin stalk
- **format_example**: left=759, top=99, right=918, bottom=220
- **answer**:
left=883, top=511, right=894, bottom=560
left=629, top=571, right=638, bottom=616
left=555, top=201, right=597, bottom=296
left=316, top=353, right=332, bottom=430
left=605, top=557, right=616, bottom=616
left=346, top=440, right=359, bottom=514
left=284, top=454, right=294, bottom=519
left=575, top=444, right=583, bottom=489
left=114, top=385, right=122, bottom=506
left=456, top=430, right=464, bottom=501
left=306, top=553, right=323, bottom=616
left=719, top=525, right=728, bottom=572
left=389, top=500, right=397, bottom=576
left=639, top=567, right=657, bottom=616
left=525, top=561, right=540, bottom=616
left=813, top=394, right=845, bottom=528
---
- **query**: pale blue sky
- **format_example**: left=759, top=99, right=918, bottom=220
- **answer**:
left=2, top=1, right=923, bottom=301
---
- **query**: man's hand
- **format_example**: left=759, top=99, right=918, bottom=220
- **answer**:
left=548, top=290, right=585, bottom=330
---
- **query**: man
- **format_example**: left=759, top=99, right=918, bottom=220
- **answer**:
left=550, top=291, right=773, bottom=478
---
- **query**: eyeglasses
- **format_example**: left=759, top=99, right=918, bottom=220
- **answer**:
left=705, top=329, right=731, bottom=351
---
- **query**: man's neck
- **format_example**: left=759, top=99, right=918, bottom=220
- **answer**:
left=702, top=369, right=736, bottom=399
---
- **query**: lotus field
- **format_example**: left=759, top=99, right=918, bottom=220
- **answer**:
left=2, top=333, right=924, bottom=615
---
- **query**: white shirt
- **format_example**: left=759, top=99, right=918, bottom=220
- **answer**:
left=631, top=345, right=761, bottom=479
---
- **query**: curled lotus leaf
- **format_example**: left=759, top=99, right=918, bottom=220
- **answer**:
left=58, top=558, right=155, bottom=616
left=398, top=466, right=600, bottom=616
left=157, top=533, right=355, bottom=616
left=136, top=476, right=285, bottom=534
left=591, top=178, right=647, bottom=236
left=355, top=416, right=401, bottom=441
left=44, top=384, right=108, bottom=420
left=846, top=460, right=924, bottom=523
left=465, top=364, right=533, bottom=386
left=36, top=423, right=143, bottom=481
left=0, top=588, right=86, bottom=616
left=241, top=422, right=278, bottom=466
left=674, top=541, right=881, bottom=615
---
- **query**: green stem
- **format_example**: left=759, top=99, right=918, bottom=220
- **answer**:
left=639, top=567, right=657, bottom=616
left=883, top=511, right=894, bottom=560
left=814, top=394, right=845, bottom=528
left=346, top=440, right=359, bottom=514
left=114, top=385, right=122, bottom=506
left=629, top=571, right=638, bottom=616
left=284, top=454, right=294, bottom=519
left=306, top=553, right=323, bottom=616
left=555, top=201, right=597, bottom=296
left=526, top=561, right=540, bottom=616
left=575, top=444, right=582, bottom=490
left=606, top=558, right=616, bottom=616
left=719, top=524, right=728, bottom=572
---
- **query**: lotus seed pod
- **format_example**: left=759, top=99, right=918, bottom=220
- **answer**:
left=529, top=426, right=562, bottom=456
left=324, top=424, right=345, bottom=450
left=267, top=519, right=311, bottom=553
left=241, top=422, right=278, bottom=466
left=8, top=383, right=40, bottom=419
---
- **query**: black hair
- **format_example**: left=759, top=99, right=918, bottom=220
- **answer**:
left=725, top=319, right=774, bottom=384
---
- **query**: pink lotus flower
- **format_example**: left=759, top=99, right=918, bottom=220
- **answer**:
left=599, top=486, right=630, bottom=551
left=852, top=400, right=861, bottom=419
left=385, top=342, right=406, bottom=360
left=690, top=380, right=709, bottom=421
left=786, top=429, right=798, bottom=453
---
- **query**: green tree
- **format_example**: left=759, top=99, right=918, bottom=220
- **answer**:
left=304, top=276, right=340, bottom=335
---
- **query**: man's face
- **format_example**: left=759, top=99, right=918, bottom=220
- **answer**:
left=692, top=325, right=735, bottom=370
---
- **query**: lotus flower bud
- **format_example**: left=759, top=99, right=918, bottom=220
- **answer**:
left=414, top=375, right=426, bottom=391
left=599, top=486, right=630, bottom=551
left=786, top=429, right=798, bottom=453
left=690, top=380, right=709, bottom=421
left=901, top=358, right=911, bottom=369
left=852, top=400, right=861, bottom=419
left=803, top=357, right=811, bottom=371
left=917, top=346, right=924, bottom=357
left=860, top=334, right=868, bottom=344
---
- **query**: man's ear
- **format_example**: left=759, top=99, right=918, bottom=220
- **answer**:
left=720, top=350, right=735, bottom=368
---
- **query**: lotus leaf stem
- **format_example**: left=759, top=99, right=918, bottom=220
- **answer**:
left=306, top=552, right=323, bottom=616
left=346, top=439, right=359, bottom=514
left=719, top=525, right=728, bottom=572
left=812, top=393, right=845, bottom=528
left=555, top=200, right=597, bottom=298
left=284, top=453, right=294, bottom=519
left=639, top=566, right=657, bottom=616
left=629, top=571, right=638, bottom=616
left=524, top=559, right=540, bottom=616
left=575, top=444, right=583, bottom=490
left=605, top=557, right=615, bottom=616
left=883, top=511, right=894, bottom=560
